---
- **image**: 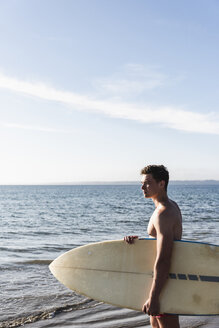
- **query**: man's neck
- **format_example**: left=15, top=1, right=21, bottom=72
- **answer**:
left=151, top=192, right=169, bottom=208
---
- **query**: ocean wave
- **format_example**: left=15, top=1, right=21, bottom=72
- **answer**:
left=1, top=245, right=75, bottom=254
left=15, top=259, right=52, bottom=266
left=0, top=248, right=37, bottom=253
left=0, top=299, right=96, bottom=328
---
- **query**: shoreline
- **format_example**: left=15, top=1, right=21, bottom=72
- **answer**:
left=24, top=314, right=219, bottom=328
left=2, top=304, right=219, bottom=328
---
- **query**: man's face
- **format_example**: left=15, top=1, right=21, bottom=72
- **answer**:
left=141, top=174, right=161, bottom=198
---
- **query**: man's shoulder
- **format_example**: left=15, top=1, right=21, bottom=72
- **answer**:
left=153, top=207, right=172, bottom=226
left=159, top=199, right=180, bottom=215
left=169, top=198, right=181, bottom=211
left=153, top=200, right=182, bottom=238
left=156, top=207, right=173, bottom=221
left=155, top=202, right=179, bottom=224
left=153, top=210, right=175, bottom=235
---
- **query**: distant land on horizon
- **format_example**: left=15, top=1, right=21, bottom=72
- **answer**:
left=1, top=180, right=218, bottom=186
left=59, top=180, right=219, bottom=185
left=45, top=180, right=219, bottom=185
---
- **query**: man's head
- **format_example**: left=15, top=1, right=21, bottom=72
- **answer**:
left=140, top=165, right=169, bottom=198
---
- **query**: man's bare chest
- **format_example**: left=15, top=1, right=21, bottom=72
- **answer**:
left=147, top=211, right=157, bottom=237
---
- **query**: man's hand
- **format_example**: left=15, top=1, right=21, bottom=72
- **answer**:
left=142, top=296, right=160, bottom=316
left=124, top=235, right=138, bottom=244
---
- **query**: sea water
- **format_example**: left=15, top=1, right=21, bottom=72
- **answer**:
left=0, top=184, right=219, bottom=327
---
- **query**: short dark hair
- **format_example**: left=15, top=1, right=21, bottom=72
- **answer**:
left=141, top=165, right=169, bottom=191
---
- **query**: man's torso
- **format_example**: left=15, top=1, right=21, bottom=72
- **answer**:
left=147, top=198, right=182, bottom=240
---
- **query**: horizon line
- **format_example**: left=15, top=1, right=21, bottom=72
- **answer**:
left=0, top=179, right=219, bottom=186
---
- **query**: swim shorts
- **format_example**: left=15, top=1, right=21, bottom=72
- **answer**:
left=154, top=314, right=171, bottom=319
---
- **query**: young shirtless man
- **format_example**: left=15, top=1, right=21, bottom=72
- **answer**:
left=124, top=165, right=182, bottom=328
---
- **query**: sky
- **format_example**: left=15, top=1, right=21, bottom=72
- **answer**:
left=0, top=0, right=219, bottom=184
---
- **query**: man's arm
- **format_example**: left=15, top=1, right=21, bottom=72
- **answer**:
left=142, top=212, right=174, bottom=315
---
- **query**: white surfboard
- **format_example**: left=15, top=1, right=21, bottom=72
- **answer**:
left=49, top=239, right=219, bottom=315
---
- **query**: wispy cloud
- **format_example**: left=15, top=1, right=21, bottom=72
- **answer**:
left=0, top=71, right=218, bottom=135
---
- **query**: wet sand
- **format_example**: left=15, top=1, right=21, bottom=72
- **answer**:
left=29, top=315, right=219, bottom=328
left=15, top=304, right=219, bottom=328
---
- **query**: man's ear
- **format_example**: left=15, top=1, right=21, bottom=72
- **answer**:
left=159, top=180, right=165, bottom=189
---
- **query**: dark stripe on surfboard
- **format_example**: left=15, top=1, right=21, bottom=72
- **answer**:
left=199, top=275, right=219, bottom=282
left=188, top=274, right=199, bottom=281
left=169, top=273, right=177, bottom=279
left=178, top=274, right=187, bottom=280
left=169, top=273, right=219, bottom=282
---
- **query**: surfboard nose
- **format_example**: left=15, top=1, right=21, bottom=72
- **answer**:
left=49, top=257, right=62, bottom=280
left=49, top=260, right=56, bottom=277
